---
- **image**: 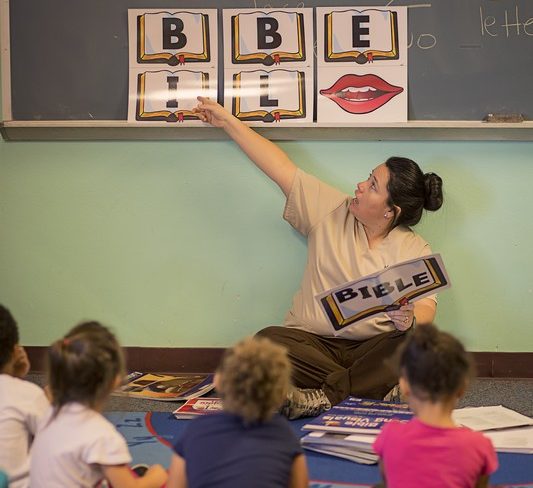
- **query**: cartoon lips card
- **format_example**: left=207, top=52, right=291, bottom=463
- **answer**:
left=317, top=68, right=407, bottom=122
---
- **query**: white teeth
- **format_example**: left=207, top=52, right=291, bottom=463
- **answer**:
left=341, top=86, right=376, bottom=93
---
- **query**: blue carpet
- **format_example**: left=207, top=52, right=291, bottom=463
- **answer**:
left=106, top=412, right=533, bottom=487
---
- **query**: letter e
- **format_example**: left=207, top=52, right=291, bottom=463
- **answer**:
left=413, top=272, right=431, bottom=286
left=352, top=15, right=370, bottom=48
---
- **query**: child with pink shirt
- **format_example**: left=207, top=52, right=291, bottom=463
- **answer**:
left=373, top=324, right=498, bottom=488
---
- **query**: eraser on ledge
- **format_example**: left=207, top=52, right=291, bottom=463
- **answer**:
left=483, top=113, right=525, bottom=123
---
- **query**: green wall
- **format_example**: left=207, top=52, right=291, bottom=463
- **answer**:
left=1, top=136, right=533, bottom=351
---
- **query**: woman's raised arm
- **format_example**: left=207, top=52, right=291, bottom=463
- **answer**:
left=194, top=97, right=297, bottom=197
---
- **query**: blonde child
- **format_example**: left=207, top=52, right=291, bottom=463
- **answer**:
left=167, top=336, right=309, bottom=488
left=0, top=305, right=49, bottom=488
left=30, top=321, right=167, bottom=488
left=373, top=324, right=498, bottom=487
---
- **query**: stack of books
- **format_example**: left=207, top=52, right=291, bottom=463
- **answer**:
left=300, top=397, right=413, bottom=464
left=300, top=398, right=533, bottom=464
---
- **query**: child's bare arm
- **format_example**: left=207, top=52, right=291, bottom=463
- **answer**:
left=475, top=475, right=490, bottom=488
left=103, top=464, right=167, bottom=488
left=288, top=454, right=308, bottom=488
left=12, top=345, right=30, bottom=378
left=377, top=460, right=387, bottom=487
left=166, top=453, right=188, bottom=488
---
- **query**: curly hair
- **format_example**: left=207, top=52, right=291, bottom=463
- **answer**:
left=399, top=324, right=474, bottom=402
left=216, top=337, right=291, bottom=424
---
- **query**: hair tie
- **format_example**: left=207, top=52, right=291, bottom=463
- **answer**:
left=62, top=338, right=70, bottom=347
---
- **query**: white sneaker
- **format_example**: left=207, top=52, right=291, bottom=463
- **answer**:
left=280, top=385, right=332, bottom=419
left=383, top=384, right=405, bottom=403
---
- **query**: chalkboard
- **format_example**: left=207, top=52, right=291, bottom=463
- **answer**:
left=7, top=0, right=533, bottom=121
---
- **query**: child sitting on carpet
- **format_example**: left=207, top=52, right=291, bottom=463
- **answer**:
left=373, top=324, right=498, bottom=488
left=29, top=321, right=167, bottom=488
left=0, top=304, right=49, bottom=488
left=167, top=336, right=309, bottom=488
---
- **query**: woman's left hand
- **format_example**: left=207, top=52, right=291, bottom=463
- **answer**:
left=386, top=303, right=415, bottom=332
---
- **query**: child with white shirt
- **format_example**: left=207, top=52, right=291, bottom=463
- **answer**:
left=0, top=304, right=49, bottom=488
left=30, top=321, right=167, bottom=488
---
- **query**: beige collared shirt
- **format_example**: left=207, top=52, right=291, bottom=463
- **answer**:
left=283, top=169, right=435, bottom=340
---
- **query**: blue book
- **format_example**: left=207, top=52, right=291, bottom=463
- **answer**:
left=302, top=397, right=413, bottom=435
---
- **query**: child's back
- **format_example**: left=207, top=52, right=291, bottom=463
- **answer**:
left=30, top=402, right=131, bottom=487
left=29, top=321, right=167, bottom=488
left=176, top=411, right=301, bottom=488
left=374, top=417, right=496, bottom=487
left=0, top=374, right=49, bottom=488
left=0, top=305, right=49, bottom=488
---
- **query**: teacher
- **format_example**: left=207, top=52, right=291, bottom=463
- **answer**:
left=194, top=97, right=444, bottom=419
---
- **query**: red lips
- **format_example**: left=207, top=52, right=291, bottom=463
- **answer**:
left=320, top=74, right=403, bottom=114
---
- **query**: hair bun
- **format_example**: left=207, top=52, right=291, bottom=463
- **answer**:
left=423, top=172, right=443, bottom=211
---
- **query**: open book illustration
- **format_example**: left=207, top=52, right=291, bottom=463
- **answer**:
left=231, top=11, right=306, bottom=65
left=114, top=372, right=215, bottom=402
left=136, top=11, right=211, bottom=65
left=323, top=9, right=399, bottom=64
left=231, top=69, right=306, bottom=122
left=316, top=254, right=450, bottom=332
left=135, top=70, right=211, bottom=122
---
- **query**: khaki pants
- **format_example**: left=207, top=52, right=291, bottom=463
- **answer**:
left=256, top=326, right=407, bottom=405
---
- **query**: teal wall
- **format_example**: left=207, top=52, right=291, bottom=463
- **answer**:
left=1, top=136, right=533, bottom=351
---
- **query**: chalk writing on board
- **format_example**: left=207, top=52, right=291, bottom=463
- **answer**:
left=480, top=5, right=533, bottom=38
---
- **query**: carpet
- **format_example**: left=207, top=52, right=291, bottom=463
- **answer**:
left=106, top=411, right=533, bottom=487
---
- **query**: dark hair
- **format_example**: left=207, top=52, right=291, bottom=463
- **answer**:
left=217, top=336, right=291, bottom=424
left=399, top=324, right=473, bottom=402
left=385, top=156, right=443, bottom=228
left=47, top=321, right=125, bottom=413
left=0, top=305, right=19, bottom=371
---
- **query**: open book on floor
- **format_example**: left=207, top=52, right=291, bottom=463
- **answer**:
left=173, top=397, right=223, bottom=419
left=114, top=372, right=215, bottom=402
left=452, top=405, right=533, bottom=432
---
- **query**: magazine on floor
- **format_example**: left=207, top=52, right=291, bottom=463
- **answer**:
left=482, top=426, right=533, bottom=454
left=301, top=430, right=379, bottom=464
left=452, top=405, right=533, bottom=432
left=303, top=444, right=378, bottom=465
left=114, top=372, right=215, bottom=402
left=302, top=397, right=413, bottom=435
left=173, top=397, right=223, bottom=419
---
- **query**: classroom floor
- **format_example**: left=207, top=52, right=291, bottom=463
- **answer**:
left=27, top=375, right=533, bottom=417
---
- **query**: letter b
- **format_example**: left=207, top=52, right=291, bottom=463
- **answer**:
left=335, top=288, right=358, bottom=303
left=163, top=18, right=187, bottom=50
left=257, top=18, right=282, bottom=50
